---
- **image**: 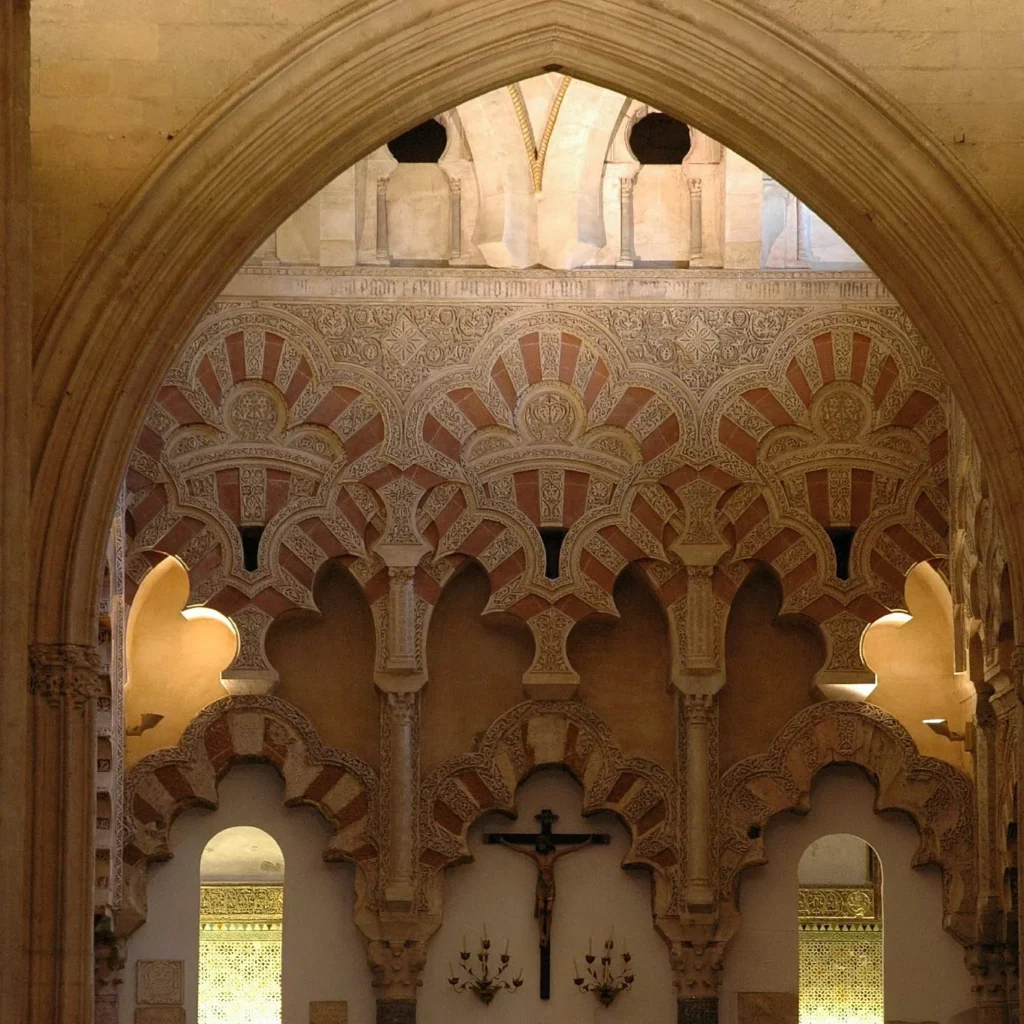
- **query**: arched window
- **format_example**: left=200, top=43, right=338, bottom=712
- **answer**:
left=627, top=111, right=691, bottom=164
left=387, top=118, right=448, bottom=163
left=798, top=833, right=883, bottom=1024
left=199, top=826, right=284, bottom=1024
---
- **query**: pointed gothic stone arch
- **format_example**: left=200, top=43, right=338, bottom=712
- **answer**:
left=119, top=695, right=379, bottom=937
left=419, top=700, right=679, bottom=918
left=31, top=0, right=1024, bottom=657
left=719, top=700, right=976, bottom=943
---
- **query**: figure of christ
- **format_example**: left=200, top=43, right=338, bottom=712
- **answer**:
left=485, top=808, right=610, bottom=999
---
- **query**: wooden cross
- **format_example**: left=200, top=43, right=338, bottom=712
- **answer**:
left=484, top=808, right=610, bottom=999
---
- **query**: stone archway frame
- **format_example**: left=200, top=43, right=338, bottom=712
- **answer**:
left=31, top=0, right=1024, bottom=655
left=719, top=700, right=976, bottom=943
left=118, top=695, right=380, bottom=936
left=418, top=700, right=680, bottom=919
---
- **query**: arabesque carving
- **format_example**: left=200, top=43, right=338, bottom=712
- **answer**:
left=118, top=696, right=379, bottom=936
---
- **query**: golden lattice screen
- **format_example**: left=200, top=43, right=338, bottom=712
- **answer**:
left=199, top=884, right=283, bottom=1024
left=799, top=887, right=883, bottom=1024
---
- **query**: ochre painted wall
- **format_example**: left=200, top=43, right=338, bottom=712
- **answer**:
left=569, top=567, right=674, bottom=771
left=719, top=565, right=825, bottom=772
left=421, top=563, right=531, bottom=776
left=265, top=559, right=380, bottom=769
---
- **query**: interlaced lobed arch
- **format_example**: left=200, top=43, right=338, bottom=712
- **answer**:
left=418, top=700, right=679, bottom=917
left=119, top=695, right=379, bottom=936
left=719, top=700, right=976, bottom=943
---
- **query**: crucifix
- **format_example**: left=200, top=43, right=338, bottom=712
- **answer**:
left=485, top=808, right=610, bottom=999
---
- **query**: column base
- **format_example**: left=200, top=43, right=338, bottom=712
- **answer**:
left=679, top=996, right=718, bottom=1024
left=377, top=998, right=416, bottom=1024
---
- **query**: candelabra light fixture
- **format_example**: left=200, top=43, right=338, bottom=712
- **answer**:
left=448, top=927, right=524, bottom=1005
left=574, top=932, right=635, bottom=1007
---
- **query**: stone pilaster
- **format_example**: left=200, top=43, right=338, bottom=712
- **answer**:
left=1, top=3, right=31, bottom=1023
left=28, top=643, right=106, bottom=1024
left=376, top=178, right=390, bottom=261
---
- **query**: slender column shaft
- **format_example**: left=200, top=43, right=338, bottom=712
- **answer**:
left=683, top=692, right=714, bottom=909
left=376, top=177, right=389, bottom=261
left=449, top=178, right=462, bottom=260
left=688, top=177, right=703, bottom=261
left=383, top=691, right=418, bottom=909
left=795, top=198, right=812, bottom=261
left=618, top=175, right=635, bottom=266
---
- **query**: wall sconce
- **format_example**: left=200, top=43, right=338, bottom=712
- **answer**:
left=923, top=718, right=975, bottom=751
left=126, top=713, right=164, bottom=737
left=574, top=933, right=634, bottom=1007
left=448, top=929, right=523, bottom=1005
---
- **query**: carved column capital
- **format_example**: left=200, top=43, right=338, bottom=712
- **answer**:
left=367, top=938, right=427, bottom=1002
left=682, top=691, right=714, bottom=724
left=30, top=643, right=106, bottom=707
left=670, top=940, right=725, bottom=997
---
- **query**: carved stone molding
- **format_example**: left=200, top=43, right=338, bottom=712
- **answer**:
left=719, top=701, right=976, bottom=943
left=29, top=643, right=106, bottom=707
left=419, top=700, right=679, bottom=919
left=119, top=696, right=379, bottom=935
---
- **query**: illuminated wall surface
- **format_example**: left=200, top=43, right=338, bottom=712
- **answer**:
left=798, top=887, right=883, bottom=1024
left=199, top=885, right=283, bottom=1024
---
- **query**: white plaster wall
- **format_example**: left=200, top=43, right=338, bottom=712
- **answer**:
left=419, top=770, right=676, bottom=1024
left=720, top=766, right=974, bottom=1024
left=120, top=764, right=375, bottom=1024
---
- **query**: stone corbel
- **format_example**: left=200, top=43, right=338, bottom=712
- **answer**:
left=523, top=606, right=579, bottom=699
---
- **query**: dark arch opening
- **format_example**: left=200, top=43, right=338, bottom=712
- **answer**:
left=387, top=118, right=448, bottom=163
left=628, top=112, right=692, bottom=164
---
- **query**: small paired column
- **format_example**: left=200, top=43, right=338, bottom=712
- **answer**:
left=448, top=178, right=462, bottom=261
left=687, top=176, right=703, bottom=262
left=376, top=177, right=390, bottom=261
left=617, top=174, right=636, bottom=267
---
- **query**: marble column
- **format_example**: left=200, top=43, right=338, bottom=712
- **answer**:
left=448, top=178, right=462, bottom=261
left=28, top=644, right=106, bottom=1024
left=382, top=690, right=418, bottom=909
left=617, top=175, right=635, bottom=267
left=678, top=997, right=718, bottom=1024
left=1, top=3, right=33, bottom=1021
left=683, top=692, right=714, bottom=909
left=376, top=177, right=390, bottom=261
left=687, top=177, right=703, bottom=262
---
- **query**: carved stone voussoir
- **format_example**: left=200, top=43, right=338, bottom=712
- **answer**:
left=29, top=642, right=106, bottom=706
